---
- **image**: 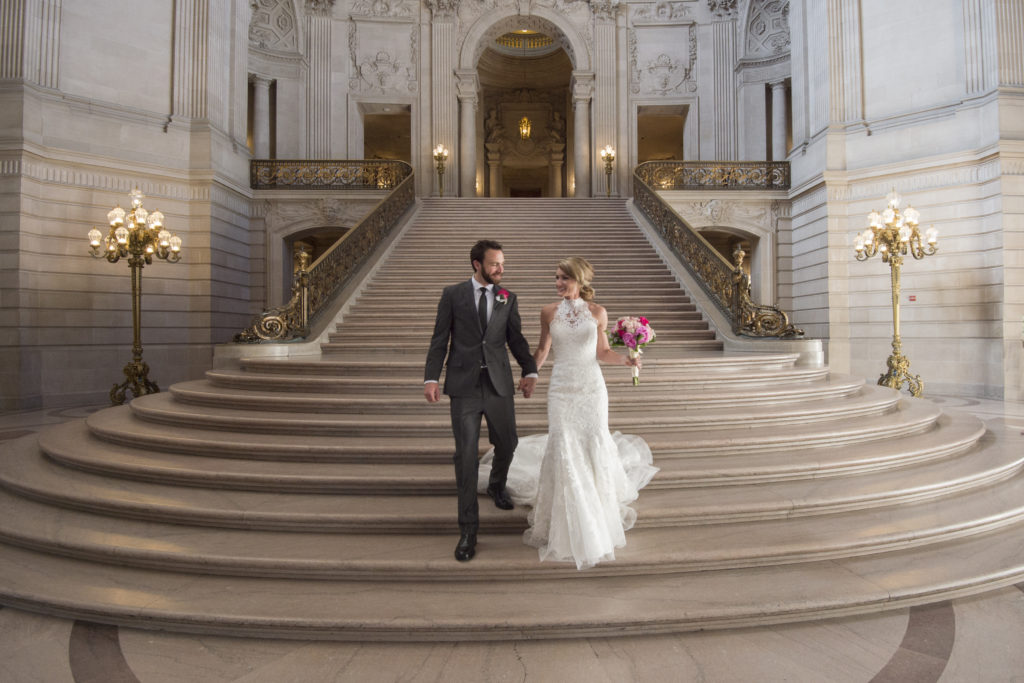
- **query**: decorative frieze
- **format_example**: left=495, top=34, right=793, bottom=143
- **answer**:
left=707, top=0, right=737, bottom=18
left=350, top=0, right=414, bottom=19
left=427, top=0, right=459, bottom=19
left=589, top=0, right=620, bottom=21
left=348, top=17, right=417, bottom=95
left=745, top=0, right=790, bottom=58
left=631, top=1, right=692, bottom=24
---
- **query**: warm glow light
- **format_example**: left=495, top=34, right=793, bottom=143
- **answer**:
left=926, top=226, right=938, bottom=244
left=600, top=144, right=615, bottom=161
left=147, top=210, right=164, bottom=229
left=130, top=188, right=144, bottom=208
left=904, top=206, right=920, bottom=226
left=108, top=206, right=125, bottom=227
left=169, top=235, right=182, bottom=252
left=115, top=227, right=129, bottom=244
left=88, top=228, right=102, bottom=247
left=158, top=229, right=171, bottom=247
left=519, top=116, right=531, bottom=139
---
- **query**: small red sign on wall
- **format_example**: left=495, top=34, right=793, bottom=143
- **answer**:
left=908, top=295, right=916, bottom=302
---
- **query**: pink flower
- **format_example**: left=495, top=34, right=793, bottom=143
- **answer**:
left=495, top=289, right=510, bottom=304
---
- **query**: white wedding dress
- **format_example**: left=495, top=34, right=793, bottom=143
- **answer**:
left=479, top=297, right=658, bottom=569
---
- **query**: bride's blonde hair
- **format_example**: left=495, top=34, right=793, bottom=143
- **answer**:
left=558, top=256, right=595, bottom=301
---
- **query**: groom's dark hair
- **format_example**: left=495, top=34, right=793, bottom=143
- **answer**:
left=470, top=239, right=503, bottom=269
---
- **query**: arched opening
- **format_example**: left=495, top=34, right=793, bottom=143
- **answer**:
left=477, top=31, right=573, bottom=197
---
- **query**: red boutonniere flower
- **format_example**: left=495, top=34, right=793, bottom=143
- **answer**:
left=495, top=289, right=510, bottom=304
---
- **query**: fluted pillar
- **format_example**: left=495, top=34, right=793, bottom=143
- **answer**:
left=711, top=19, right=736, bottom=158
left=428, top=1, right=458, bottom=196
left=250, top=74, right=272, bottom=158
left=571, top=72, right=594, bottom=198
left=456, top=69, right=479, bottom=197
left=172, top=0, right=210, bottom=120
left=549, top=144, right=565, bottom=198
left=591, top=1, right=618, bottom=196
left=304, top=0, right=334, bottom=157
left=770, top=80, right=788, bottom=161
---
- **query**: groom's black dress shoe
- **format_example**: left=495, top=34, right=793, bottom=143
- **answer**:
left=486, top=485, right=514, bottom=510
left=455, top=533, right=476, bottom=562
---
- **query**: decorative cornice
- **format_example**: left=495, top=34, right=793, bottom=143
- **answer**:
left=707, top=0, right=737, bottom=18
left=590, top=0, right=620, bottom=21
left=304, top=0, right=336, bottom=15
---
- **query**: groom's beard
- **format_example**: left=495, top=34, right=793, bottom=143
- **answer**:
left=481, top=271, right=502, bottom=286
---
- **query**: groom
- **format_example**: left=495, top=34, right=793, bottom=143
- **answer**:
left=424, top=239, right=538, bottom=561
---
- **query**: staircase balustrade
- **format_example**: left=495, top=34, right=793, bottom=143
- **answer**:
left=250, top=159, right=410, bottom=190
left=633, top=162, right=802, bottom=338
left=636, top=160, right=790, bottom=191
left=235, top=162, right=415, bottom=342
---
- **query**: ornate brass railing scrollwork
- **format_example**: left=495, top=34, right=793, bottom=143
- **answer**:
left=635, top=160, right=790, bottom=191
left=250, top=159, right=410, bottom=190
left=235, top=162, right=415, bottom=343
left=633, top=162, right=802, bottom=338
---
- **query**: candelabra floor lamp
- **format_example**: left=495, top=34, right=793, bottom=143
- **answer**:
left=433, top=144, right=449, bottom=197
left=854, top=190, right=938, bottom=397
left=600, top=145, right=615, bottom=197
left=88, top=189, right=182, bottom=405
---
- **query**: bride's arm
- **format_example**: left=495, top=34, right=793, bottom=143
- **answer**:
left=532, top=305, right=554, bottom=371
left=594, top=305, right=639, bottom=367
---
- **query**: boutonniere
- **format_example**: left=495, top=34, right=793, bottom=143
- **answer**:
left=495, top=289, right=510, bottom=305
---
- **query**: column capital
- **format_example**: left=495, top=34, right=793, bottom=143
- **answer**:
left=248, top=73, right=273, bottom=88
left=589, top=0, right=620, bottom=21
left=455, top=69, right=479, bottom=100
left=571, top=71, right=595, bottom=102
left=427, top=0, right=459, bottom=19
left=304, top=0, right=335, bottom=15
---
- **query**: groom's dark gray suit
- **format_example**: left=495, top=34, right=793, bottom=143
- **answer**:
left=425, top=280, right=537, bottom=534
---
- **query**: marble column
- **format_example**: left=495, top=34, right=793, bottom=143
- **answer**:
left=250, top=75, right=272, bottom=158
left=486, top=143, right=502, bottom=197
left=711, top=19, right=736, bottom=158
left=549, top=144, right=565, bottom=198
left=770, top=80, right=788, bottom=161
left=456, top=70, right=479, bottom=197
left=591, top=1, right=618, bottom=196
left=304, top=1, right=333, bottom=157
left=172, top=0, right=210, bottom=120
left=571, top=72, right=594, bottom=198
left=428, top=1, right=457, bottom=196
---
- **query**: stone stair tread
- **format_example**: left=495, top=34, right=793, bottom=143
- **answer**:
left=170, top=375, right=865, bottom=412
left=2, top=522, right=1024, bottom=639
left=3, top=458, right=1024, bottom=582
left=37, top=412, right=984, bottom=492
left=5, top=427, right=1018, bottom=530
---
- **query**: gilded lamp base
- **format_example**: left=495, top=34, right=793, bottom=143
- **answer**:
left=877, top=351, right=923, bottom=398
left=111, top=359, right=160, bottom=405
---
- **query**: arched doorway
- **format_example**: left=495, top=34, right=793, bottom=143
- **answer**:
left=457, top=11, right=592, bottom=197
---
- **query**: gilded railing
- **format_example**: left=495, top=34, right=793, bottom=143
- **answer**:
left=235, top=163, right=415, bottom=342
left=250, top=159, right=410, bottom=190
left=633, top=162, right=802, bottom=337
left=635, top=160, right=790, bottom=191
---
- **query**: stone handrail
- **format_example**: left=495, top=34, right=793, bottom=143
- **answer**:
left=250, top=159, right=411, bottom=190
left=235, top=162, right=415, bottom=342
left=633, top=162, right=802, bottom=338
left=635, top=160, right=790, bottom=191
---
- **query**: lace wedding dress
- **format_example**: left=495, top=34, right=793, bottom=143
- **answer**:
left=479, top=297, right=658, bottom=569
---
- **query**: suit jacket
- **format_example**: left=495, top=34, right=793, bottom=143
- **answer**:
left=424, top=280, right=537, bottom=397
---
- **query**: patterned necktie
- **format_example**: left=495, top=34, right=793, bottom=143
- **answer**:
left=478, top=286, right=489, bottom=331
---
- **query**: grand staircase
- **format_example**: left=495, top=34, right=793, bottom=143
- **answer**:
left=1, top=197, right=1023, bottom=640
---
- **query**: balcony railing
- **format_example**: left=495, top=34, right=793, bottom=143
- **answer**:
left=250, top=159, right=411, bottom=190
left=635, top=160, right=790, bottom=191
left=633, top=161, right=801, bottom=338
left=235, top=161, right=415, bottom=342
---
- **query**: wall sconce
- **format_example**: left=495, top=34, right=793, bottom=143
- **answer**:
left=519, top=116, right=531, bottom=140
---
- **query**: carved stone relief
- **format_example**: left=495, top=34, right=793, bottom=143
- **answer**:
left=677, top=198, right=773, bottom=233
left=483, top=88, right=566, bottom=165
left=351, top=0, right=415, bottom=18
left=745, top=0, right=790, bottom=57
left=348, top=20, right=418, bottom=95
left=632, top=1, right=693, bottom=23
left=249, top=0, right=298, bottom=51
left=458, top=0, right=592, bottom=68
left=707, top=0, right=738, bottom=17
left=629, top=25, right=697, bottom=95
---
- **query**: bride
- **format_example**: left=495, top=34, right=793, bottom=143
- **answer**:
left=480, top=257, right=658, bottom=569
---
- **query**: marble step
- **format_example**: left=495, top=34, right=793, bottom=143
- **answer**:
left=123, top=386, right=901, bottom=437
left=236, top=352, right=802, bottom=376
left=322, top=339, right=726, bottom=354
left=204, top=365, right=829, bottom=394
left=3, top=516, right=1024, bottom=640
left=38, top=411, right=983, bottom=494
left=167, top=376, right=866, bottom=414
left=2, top=437, right=1021, bottom=585
left=7, top=425, right=1011, bottom=533
left=83, top=395, right=940, bottom=463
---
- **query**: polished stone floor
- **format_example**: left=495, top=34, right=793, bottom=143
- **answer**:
left=1, top=394, right=1022, bottom=683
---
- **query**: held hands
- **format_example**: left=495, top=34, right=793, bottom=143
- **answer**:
left=518, top=376, right=537, bottom=398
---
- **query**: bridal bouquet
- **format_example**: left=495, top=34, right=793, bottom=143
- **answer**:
left=609, top=316, right=656, bottom=385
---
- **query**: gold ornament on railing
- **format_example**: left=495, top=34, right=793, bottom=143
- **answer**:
left=87, top=188, right=182, bottom=404
left=433, top=144, right=449, bottom=197
left=600, top=145, right=615, bottom=197
left=854, top=189, right=938, bottom=397
left=632, top=165, right=801, bottom=338
left=235, top=163, right=415, bottom=343
left=636, top=160, right=790, bottom=191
